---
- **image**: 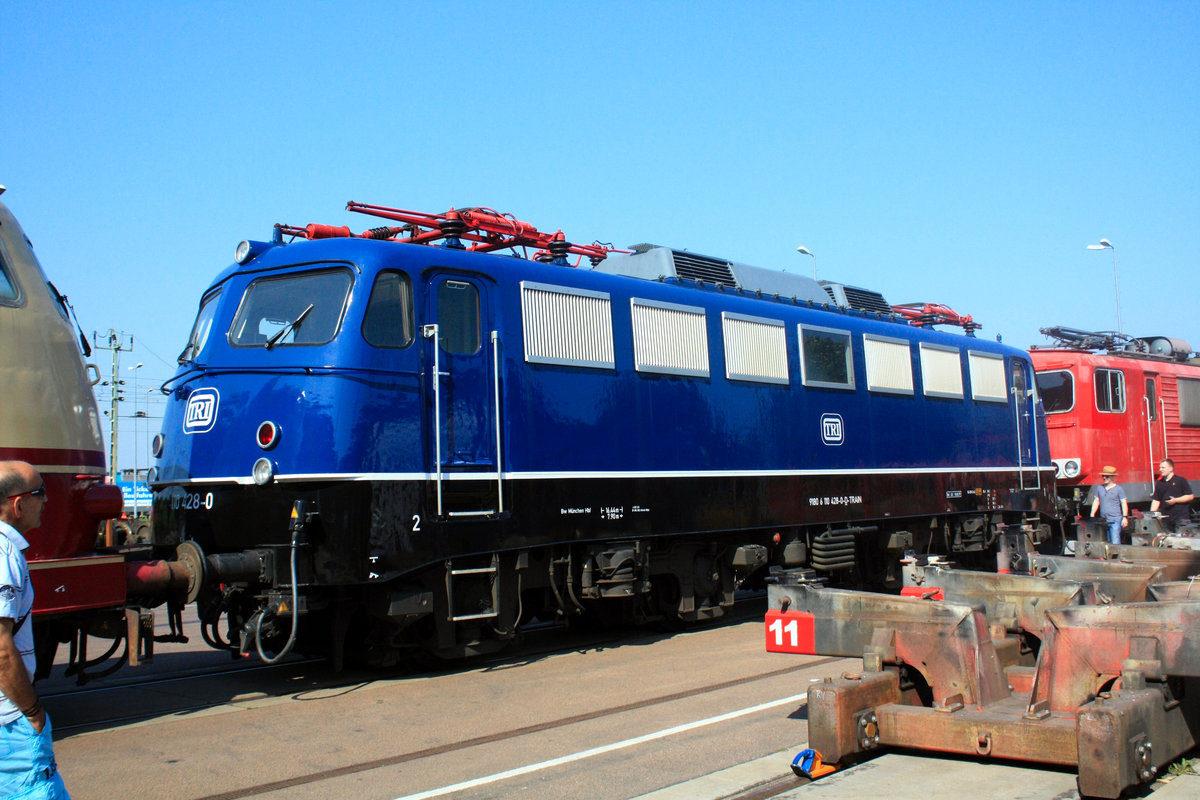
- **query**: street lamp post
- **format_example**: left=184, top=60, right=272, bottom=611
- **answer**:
left=1086, top=238, right=1122, bottom=334
left=796, top=246, right=816, bottom=280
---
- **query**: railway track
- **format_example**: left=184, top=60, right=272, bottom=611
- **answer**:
left=45, top=591, right=773, bottom=735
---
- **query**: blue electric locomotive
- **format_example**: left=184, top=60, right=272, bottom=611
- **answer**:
left=149, top=203, right=1056, bottom=665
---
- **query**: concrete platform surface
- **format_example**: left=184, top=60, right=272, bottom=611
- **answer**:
left=633, top=748, right=1200, bottom=800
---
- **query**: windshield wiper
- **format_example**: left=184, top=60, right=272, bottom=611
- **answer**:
left=265, top=304, right=315, bottom=350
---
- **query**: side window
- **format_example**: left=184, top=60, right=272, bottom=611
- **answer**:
left=1146, top=378, right=1158, bottom=422
left=1035, top=370, right=1074, bottom=413
left=1094, top=368, right=1125, bottom=413
left=799, top=325, right=854, bottom=389
left=438, top=280, right=480, bottom=355
left=179, top=289, right=222, bottom=363
left=0, top=248, right=19, bottom=304
left=363, top=271, right=414, bottom=349
left=1179, top=378, right=1200, bottom=427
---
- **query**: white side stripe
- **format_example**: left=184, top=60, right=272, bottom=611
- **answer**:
left=164, top=465, right=1056, bottom=486
left=390, top=691, right=809, bottom=800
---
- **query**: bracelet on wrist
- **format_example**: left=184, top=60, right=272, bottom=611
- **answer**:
left=21, top=699, right=42, bottom=718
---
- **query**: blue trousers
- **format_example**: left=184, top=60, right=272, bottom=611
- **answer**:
left=0, top=714, right=69, bottom=799
left=1105, top=518, right=1123, bottom=545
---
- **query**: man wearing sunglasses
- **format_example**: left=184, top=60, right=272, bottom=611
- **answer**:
left=0, top=461, right=69, bottom=799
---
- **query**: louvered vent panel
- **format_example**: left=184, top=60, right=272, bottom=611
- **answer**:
left=722, top=314, right=788, bottom=384
left=864, top=336, right=914, bottom=394
left=919, top=343, right=964, bottom=398
left=521, top=283, right=614, bottom=368
left=968, top=351, right=1007, bottom=403
left=631, top=300, right=709, bottom=377
left=841, top=287, right=892, bottom=314
left=672, top=252, right=736, bottom=286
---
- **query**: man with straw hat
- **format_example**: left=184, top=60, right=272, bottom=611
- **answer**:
left=1090, top=465, right=1128, bottom=545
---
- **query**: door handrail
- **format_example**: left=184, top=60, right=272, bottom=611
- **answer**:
left=492, top=331, right=504, bottom=515
left=423, top=324, right=444, bottom=517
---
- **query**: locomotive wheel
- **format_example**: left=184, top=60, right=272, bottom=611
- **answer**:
left=111, top=520, right=133, bottom=545
left=131, top=520, right=152, bottom=543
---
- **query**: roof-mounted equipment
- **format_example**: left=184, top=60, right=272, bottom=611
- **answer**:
left=274, top=203, right=628, bottom=267
left=891, top=303, right=981, bottom=336
left=1039, top=327, right=1144, bottom=353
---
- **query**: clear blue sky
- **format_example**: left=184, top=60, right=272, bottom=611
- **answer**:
left=4, top=2, right=1198, bottom=471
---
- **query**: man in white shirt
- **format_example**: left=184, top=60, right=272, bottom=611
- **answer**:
left=0, top=460, right=69, bottom=799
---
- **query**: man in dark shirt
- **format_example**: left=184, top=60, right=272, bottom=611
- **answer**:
left=1150, top=458, right=1195, bottom=533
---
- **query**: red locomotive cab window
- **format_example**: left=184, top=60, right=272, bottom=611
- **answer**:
left=1035, top=370, right=1074, bottom=414
left=1146, top=378, right=1158, bottom=421
left=1094, top=368, right=1126, bottom=413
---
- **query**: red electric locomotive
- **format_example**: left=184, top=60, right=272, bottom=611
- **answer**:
left=1031, top=326, right=1200, bottom=517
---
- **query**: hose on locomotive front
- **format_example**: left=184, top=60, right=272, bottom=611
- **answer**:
left=252, top=501, right=306, bottom=664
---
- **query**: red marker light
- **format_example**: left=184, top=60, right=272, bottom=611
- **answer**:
left=256, top=421, right=279, bottom=450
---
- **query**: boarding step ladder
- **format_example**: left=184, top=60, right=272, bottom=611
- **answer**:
left=445, top=554, right=501, bottom=622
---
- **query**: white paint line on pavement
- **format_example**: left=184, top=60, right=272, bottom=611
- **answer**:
left=391, top=691, right=809, bottom=800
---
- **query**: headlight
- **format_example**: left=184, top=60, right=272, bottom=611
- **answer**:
left=151, top=433, right=164, bottom=458
left=235, top=240, right=272, bottom=265
left=252, top=457, right=276, bottom=486
left=1063, top=459, right=1081, bottom=478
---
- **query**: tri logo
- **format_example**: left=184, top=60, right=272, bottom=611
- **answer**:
left=820, top=413, right=844, bottom=446
left=184, top=388, right=220, bottom=434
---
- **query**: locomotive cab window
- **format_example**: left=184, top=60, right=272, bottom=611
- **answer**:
left=1035, top=370, right=1074, bottom=413
left=799, top=324, right=854, bottom=389
left=363, top=271, right=415, bottom=349
left=1179, top=378, right=1200, bottom=427
left=437, top=280, right=480, bottom=355
left=180, top=289, right=222, bottom=363
left=231, top=268, right=352, bottom=347
left=1094, top=368, right=1126, bottom=413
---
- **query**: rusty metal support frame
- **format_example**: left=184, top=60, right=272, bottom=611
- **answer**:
left=767, top=580, right=1200, bottom=798
left=1074, top=541, right=1200, bottom=583
left=1028, top=553, right=1165, bottom=603
left=901, top=561, right=1098, bottom=646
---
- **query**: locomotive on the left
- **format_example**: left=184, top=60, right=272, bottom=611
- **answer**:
left=0, top=187, right=181, bottom=680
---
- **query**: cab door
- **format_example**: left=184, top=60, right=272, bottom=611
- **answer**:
left=422, top=272, right=503, bottom=518
left=1145, top=374, right=1165, bottom=482
left=1011, top=357, right=1040, bottom=489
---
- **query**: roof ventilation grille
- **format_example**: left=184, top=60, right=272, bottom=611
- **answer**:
left=671, top=251, right=736, bottom=286
left=821, top=282, right=892, bottom=313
